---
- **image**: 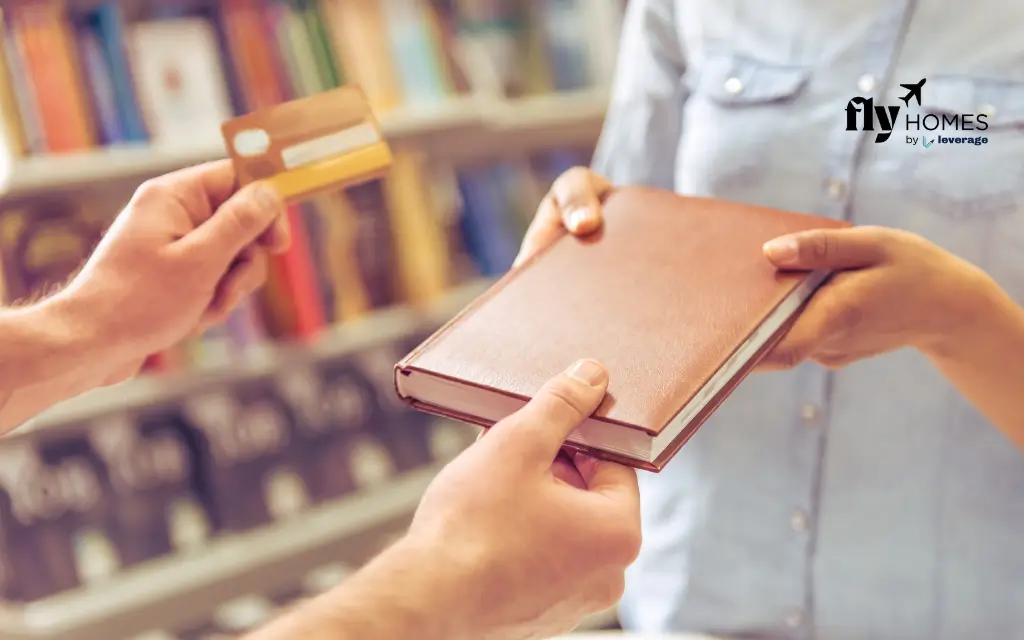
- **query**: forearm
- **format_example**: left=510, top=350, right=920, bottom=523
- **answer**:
left=0, top=293, right=111, bottom=432
left=245, top=539, right=475, bottom=640
left=922, top=276, right=1024, bottom=446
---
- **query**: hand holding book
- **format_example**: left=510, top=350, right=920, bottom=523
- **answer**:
left=515, top=169, right=1024, bottom=448
left=758, top=226, right=991, bottom=370
left=250, top=360, right=641, bottom=640
left=518, top=167, right=993, bottom=373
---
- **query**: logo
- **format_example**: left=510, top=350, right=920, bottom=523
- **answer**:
left=845, top=78, right=989, bottom=146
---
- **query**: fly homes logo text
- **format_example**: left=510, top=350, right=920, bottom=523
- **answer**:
left=845, top=78, right=990, bottom=147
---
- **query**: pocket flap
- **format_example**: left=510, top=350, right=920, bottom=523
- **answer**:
left=696, top=52, right=810, bottom=105
left=921, top=76, right=1024, bottom=127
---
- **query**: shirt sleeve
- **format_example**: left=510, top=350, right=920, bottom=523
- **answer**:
left=592, top=0, right=687, bottom=190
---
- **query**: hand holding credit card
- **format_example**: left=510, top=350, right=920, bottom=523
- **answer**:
left=221, top=85, right=393, bottom=201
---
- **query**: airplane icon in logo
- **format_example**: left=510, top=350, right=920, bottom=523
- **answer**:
left=899, top=78, right=926, bottom=106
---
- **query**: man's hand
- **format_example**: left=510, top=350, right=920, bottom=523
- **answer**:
left=514, top=167, right=611, bottom=267
left=61, top=160, right=290, bottom=379
left=759, top=226, right=991, bottom=370
left=251, top=361, right=642, bottom=640
left=407, top=359, right=640, bottom=639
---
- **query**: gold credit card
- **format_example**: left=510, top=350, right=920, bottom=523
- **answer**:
left=221, top=85, right=393, bottom=202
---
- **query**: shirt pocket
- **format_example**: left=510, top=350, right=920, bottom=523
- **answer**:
left=680, top=52, right=812, bottom=196
left=897, top=75, right=1024, bottom=219
left=692, top=51, right=810, bottom=105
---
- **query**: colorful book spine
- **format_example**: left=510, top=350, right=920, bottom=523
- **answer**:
left=9, top=2, right=96, bottom=153
left=380, top=0, right=449, bottom=104
left=222, top=0, right=287, bottom=110
left=74, top=22, right=124, bottom=145
left=0, top=9, right=29, bottom=156
left=260, top=205, right=328, bottom=340
left=90, top=2, right=149, bottom=143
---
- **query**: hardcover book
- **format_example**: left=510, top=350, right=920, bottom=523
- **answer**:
left=395, top=187, right=848, bottom=471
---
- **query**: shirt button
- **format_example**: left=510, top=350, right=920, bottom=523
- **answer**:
left=826, top=178, right=846, bottom=199
left=790, top=509, right=809, bottom=533
left=801, top=404, right=820, bottom=425
left=786, top=611, right=805, bottom=628
left=857, top=73, right=876, bottom=93
left=724, top=77, right=744, bottom=94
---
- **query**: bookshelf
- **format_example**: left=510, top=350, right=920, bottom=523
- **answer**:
left=0, top=0, right=628, bottom=636
left=0, top=464, right=616, bottom=639
left=0, top=466, right=442, bottom=640
left=0, top=89, right=610, bottom=203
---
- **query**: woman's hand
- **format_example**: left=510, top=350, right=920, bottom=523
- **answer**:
left=759, top=225, right=992, bottom=370
left=514, top=167, right=611, bottom=267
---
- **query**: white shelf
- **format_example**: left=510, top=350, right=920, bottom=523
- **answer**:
left=16, top=277, right=493, bottom=438
left=0, top=465, right=443, bottom=640
left=0, top=91, right=608, bottom=202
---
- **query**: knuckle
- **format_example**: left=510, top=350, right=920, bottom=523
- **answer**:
left=132, top=179, right=171, bottom=207
left=802, top=230, right=831, bottom=262
left=221, top=200, right=263, bottom=238
left=827, top=299, right=864, bottom=335
left=611, top=521, right=643, bottom=566
left=591, top=573, right=627, bottom=611
left=552, top=166, right=596, bottom=201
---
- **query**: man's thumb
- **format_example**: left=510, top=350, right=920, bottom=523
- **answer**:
left=183, top=182, right=285, bottom=268
left=763, top=227, right=890, bottom=270
left=487, top=360, right=609, bottom=462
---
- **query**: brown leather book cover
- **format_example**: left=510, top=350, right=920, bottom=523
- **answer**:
left=395, top=187, right=849, bottom=471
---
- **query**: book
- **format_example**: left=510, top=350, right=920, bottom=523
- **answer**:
left=321, top=0, right=402, bottom=112
left=380, top=0, right=449, bottom=105
left=88, top=1, right=149, bottom=143
left=395, top=187, right=849, bottom=471
left=0, top=9, right=28, bottom=157
left=270, top=1, right=327, bottom=98
left=75, top=22, right=124, bottom=145
left=261, top=204, right=328, bottom=339
left=0, top=201, right=110, bottom=304
left=221, top=0, right=288, bottom=111
left=383, top=151, right=451, bottom=306
left=126, top=18, right=234, bottom=147
left=8, top=1, right=96, bottom=154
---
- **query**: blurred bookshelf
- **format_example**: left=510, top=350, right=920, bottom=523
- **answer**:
left=0, top=88, right=610, bottom=202
left=0, top=0, right=627, bottom=637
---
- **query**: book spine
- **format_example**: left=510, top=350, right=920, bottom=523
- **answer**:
left=92, top=2, right=149, bottom=142
left=74, top=22, right=124, bottom=145
left=11, top=3, right=96, bottom=153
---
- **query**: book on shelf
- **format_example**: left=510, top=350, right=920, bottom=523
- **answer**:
left=0, top=0, right=625, bottom=160
left=0, top=0, right=620, bottom=370
left=0, top=321, right=478, bottom=606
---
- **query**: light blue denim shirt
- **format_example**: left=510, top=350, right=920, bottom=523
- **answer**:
left=592, top=1, right=1024, bottom=638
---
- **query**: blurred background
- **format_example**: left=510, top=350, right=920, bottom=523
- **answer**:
left=0, top=0, right=626, bottom=638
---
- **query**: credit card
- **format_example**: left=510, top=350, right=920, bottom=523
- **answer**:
left=221, top=85, right=393, bottom=202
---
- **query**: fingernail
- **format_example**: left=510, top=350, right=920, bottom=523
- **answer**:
left=567, top=359, right=607, bottom=387
left=566, top=207, right=590, bottom=233
left=763, top=238, right=799, bottom=264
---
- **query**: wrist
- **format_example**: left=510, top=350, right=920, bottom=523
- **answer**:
left=25, top=291, right=124, bottom=383
left=917, top=268, right=1003, bottom=361
left=374, top=535, right=479, bottom=639
left=1, top=297, right=83, bottom=377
